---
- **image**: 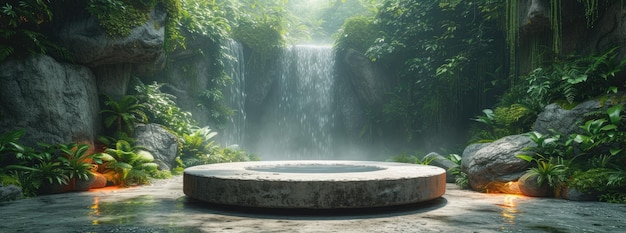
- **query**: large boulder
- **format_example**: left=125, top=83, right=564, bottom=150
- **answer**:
left=57, top=6, right=167, bottom=68
left=532, top=100, right=602, bottom=136
left=0, top=55, right=100, bottom=147
left=133, top=123, right=178, bottom=171
left=462, top=134, right=534, bottom=193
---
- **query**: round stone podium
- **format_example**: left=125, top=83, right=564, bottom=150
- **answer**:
left=183, top=160, right=446, bottom=209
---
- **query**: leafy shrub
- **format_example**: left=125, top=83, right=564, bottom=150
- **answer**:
left=470, top=104, right=536, bottom=142
left=388, top=151, right=434, bottom=165
left=334, top=16, right=379, bottom=54
left=210, top=146, right=259, bottom=163
left=2, top=135, right=103, bottom=196
left=232, top=19, right=284, bottom=56
left=100, top=95, right=148, bottom=137
left=99, top=140, right=158, bottom=187
left=447, top=154, right=469, bottom=189
left=179, top=127, right=218, bottom=167
left=179, top=127, right=257, bottom=167
left=134, top=80, right=196, bottom=136
left=520, top=103, right=626, bottom=202
left=0, top=0, right=70, bottom=62
left=522, top=47, right=626, bottom=109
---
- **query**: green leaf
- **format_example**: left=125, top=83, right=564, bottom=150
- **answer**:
left=600, top=124, right=617, bottom=131
left=610, top=148, right=622, bottom=156
left=515, top=154, right=534, bottom=162
left=607, top=104, right=622, bottom=125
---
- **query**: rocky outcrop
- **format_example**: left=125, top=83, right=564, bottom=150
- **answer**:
left=587, top=1, right=626, bottom=55
left=520, top=0, right=550, bottom=33
left=57, top=6, right=167, bottom=68
left=532, top=100, right=603, bottom=136
left=0, top=55, right=100, bottom=147
left=134, top=123, right=178, bottom=171
left=462, top=134, right=534, bottom=193
left=518, top=173, right=553, bottom=197
left=343, top=49, right=388, bottom=109
left=0, top=184, right=22, bottom=202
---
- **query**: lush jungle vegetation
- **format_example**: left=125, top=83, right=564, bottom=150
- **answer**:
left=2, top=0, right=626, bottom=202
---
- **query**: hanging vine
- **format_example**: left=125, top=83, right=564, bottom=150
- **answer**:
left=550, top=0, right=562, bottom=54
left=505, top=0, right=519, bottom=81
left=577, top=0, right=600, bottom=27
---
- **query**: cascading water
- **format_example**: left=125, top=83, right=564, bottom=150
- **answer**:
left=219, top=39, right=246, bottom=147
left=253, top=45, right=337, bottom=160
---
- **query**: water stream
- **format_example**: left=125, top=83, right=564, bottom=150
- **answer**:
left=223, top=44, right=337, bottom=159
left=273, top=45, right=336, bottom=159
left=219, top=39, right=246, bottom=148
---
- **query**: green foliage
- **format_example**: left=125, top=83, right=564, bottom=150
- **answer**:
left=360, top=0, right=503, bottom=149
left=85, top=0, right=183, bottom=50
left=175, top=0, right=238, bottom=128
left=55, top=143, right=102, bottom=181
left=523, top=47, right=626, bottom=108
left=179, top=127, right=217, bottom=167
left=334, top=15, right=379, bottom=54
left=211, top=146, right=259, bottom=163
left=0, top=130, right=27, bottom=167
left=99, top=139, right=158, bottom=187
left=388, top=151, right=434, bottom=165
left=471, top=105, right=536, bottom=142
left=311, top=0, right=377, bottom=43
left=179, top=0, right=230, bottom=45
left=231, top=19, right=284, bottom=55
left=7, top=148, right=67, bottom=186
left=0, top=0, right=70, bottom=62
left=3, top=142, right=102, bottom=195
left=571, top=168, right=626, bottom=203
left=134, top=80, right=195, bottom=136
left=86, top=0, right=150, bottom=37
left=572, top=104, right=625, bottom=153
left=447, top=154, right=469, bottom=189
left=179, top=127, right=258, bottom=166
left=518, top=154, right=567, bottom=188
left=520, top=103, right=626, bottom=202
left=101, top=95, right=149, bottom=137
left=163, top=0, right=184, bottom=51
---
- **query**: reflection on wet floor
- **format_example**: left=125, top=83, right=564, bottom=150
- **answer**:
left=89, top=197, right=100, bottom=225
left=89, top=195, right=158, bottom=225
left=500, top=194, right=521, bottom=224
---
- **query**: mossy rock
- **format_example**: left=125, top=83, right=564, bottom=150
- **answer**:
left=518, top=173, right=553, bottom=197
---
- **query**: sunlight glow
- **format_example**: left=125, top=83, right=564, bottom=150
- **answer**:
left=89, top=197, right=100, bottom=225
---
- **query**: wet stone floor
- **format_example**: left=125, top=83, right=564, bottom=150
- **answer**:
left=1, top=176, right=625, bottom=233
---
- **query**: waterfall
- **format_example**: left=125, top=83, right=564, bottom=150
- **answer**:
left=255, top=45, right=336, bottom=160
left=219, top=39, right=246, bottom=147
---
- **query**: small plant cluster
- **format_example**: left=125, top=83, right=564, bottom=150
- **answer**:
left=389, top=152, right=470, bottom=189
left=388, top=151, right=435, bottom=165
left=471, top=104, right=537, bottom=143
left=518, top=103, right=626, bottom=203
left=523, top=47, right=626, bottom=110
left=0, top=130, right=103, bottom=197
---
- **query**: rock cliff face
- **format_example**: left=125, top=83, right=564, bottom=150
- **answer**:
left=57, top=7, right=167, bottom=69
left=0, top=55, right=100, bottom=147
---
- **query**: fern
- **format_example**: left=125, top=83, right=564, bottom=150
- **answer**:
left=560, top=82, right=577, bottom=104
